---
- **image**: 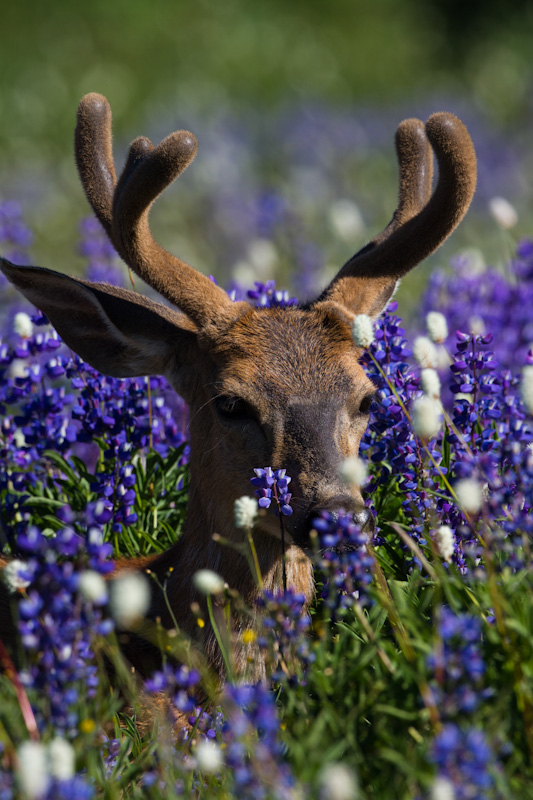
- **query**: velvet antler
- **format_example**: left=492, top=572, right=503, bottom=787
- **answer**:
left=75, top=93, right=245, bottom=329
left=356, top=117, right=433, bottom=253
left=315, top=112, right=476, bottom=318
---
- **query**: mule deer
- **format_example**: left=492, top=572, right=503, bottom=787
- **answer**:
left=0, top=94, right=476, bottom=677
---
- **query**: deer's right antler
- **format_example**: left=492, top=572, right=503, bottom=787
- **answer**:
left=315, top=111, right=476, bottom=319
left=356, top=116, right=434, bottom=254
left=75, top=93, right=245, bottom=330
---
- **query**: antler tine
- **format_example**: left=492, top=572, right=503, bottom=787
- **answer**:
left=111, top=129, right=240, bottom=324
left=353, top=117, right=433, bottom=258
left=382, top=117, right=434, bottom=233
left=318, top=112, right=476, bottom=314
left=75, top=93, right=117, bottom=242
left=75, top=93, right=243, bottom=330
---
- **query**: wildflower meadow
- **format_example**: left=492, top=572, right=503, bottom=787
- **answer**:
left=1, top=121, right=533, bottom=800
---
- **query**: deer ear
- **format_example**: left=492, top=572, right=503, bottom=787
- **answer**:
left=1, top=259, right=200, bottom=378
left=343, top=276, right=401, bottom=320
left=317, top=275, right=401, bottom=324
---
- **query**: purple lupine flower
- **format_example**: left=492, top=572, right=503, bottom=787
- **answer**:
left=427, top=608, right=498, bottom=797
left=432, top=724, right=494, bottom=800
left=187, top=706, right=226, bottom=743
left=0, top=297, right=189, bottom=543
left=359, top=301, right=435, bottom=545
left=0, top=200, right=33, bottom=275
left=312, top=510, right=374, bottom=616
left=223, top=682, right=295, bottom=800
left=145, top=664, right=202, bottom=716
left=251, top=467, right=293, bottom=516
left=247, top=280, right=298, bottom=308
left=11, top=519, right=114, bottom=734
left=428, top=607, right=488, bottom=716
left=422, top=240, right=533, bottom=379
left=79, top=216, right=124, bottom=286
left=255, top=589, right=314, bottom=681
left=100, top=737, right=122, bottom=777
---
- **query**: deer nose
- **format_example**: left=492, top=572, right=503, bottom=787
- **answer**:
left=305, top=496, right=376, bottom=537
left=353, top=506, right=375, bottom=534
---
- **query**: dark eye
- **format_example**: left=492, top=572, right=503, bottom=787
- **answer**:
left=215, top=395, right=256, bottom=423
left=359, top=393, right=376, bottom=415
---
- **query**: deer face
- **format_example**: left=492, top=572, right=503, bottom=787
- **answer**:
left=177, top=306, right=377, bottom=550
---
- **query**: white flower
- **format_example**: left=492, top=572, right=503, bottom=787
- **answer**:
left=469, top=316, right=486, bottom=336
left=92, top=500, right=109, bottom=526
left=234, top=496, right=258, bottom=529
left=14, top=428, right=27, bottom=448
left=78, top=570, right=108, bottom=605
left=454, top=478, right=483, bottom=514
left=247, top=238, right=278, bottom=273
left=436, top=345, right=450, bottom=371
left=193, top=569, right=225, bottom=596
left=319, top=762, right=358, bottom=800
left=3, top=559, right=32, bottom=592
left=431, top=776, right=456, bottom=800
left=109, top=571, right=150, bottom=628
left=329, top=199, right=365, bottom=242
left=339, top=456, right=367, bottom=487
left=232, top=260, right=256, bottom=288
left=195, top=739, right=224, bottom=773
left=411, top=395, right=442, bottom=440
left=16, top=741, right=50, bottom=799
left=57, top=644, right=73, bottom=663
left=13, top=311, right=33, bottom=339
left=426, top=311, right=448, bottom=344
left=520, top=365, right=533, bottom=414
left=48, top=737, right=75, bottom=781
left=87, top=526, right=106, bottom=548
left=352, top=314, right=374, bottom=348
left=7, top=360, right=30, bottom=380
left=420, top=368, right=441, bottom=399
left=462, top=248, right=486, bottom=277
left=489, top=196, right=518, bottom=229
left=435, top=525, right=455, bottom=562
left=413, top=336, right=438, bottom=368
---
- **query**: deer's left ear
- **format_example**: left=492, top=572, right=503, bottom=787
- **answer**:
left=1, top=259, right=200, bottom=378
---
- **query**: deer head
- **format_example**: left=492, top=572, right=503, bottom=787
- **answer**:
left=0, top=95, right=476, bottom=676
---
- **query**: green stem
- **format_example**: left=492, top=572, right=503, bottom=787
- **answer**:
left=273, top=482, right=287, bottom=593
left=278, top=514, right=287, bottom=594
left=246, top=529, right=263, bottom=591
left=206, top=594, right=233, bottom=680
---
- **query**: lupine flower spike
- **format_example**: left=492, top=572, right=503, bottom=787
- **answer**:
left=251, top=468, right=293, bottom=592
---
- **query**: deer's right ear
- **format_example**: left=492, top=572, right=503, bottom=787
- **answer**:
left=1, top=259, right=200, bottom=378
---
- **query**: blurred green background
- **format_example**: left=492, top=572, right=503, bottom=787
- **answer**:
left=2, top=0, right=533, bottom=314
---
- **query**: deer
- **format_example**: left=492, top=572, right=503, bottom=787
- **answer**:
left=0, top=94, right=477, bottom=681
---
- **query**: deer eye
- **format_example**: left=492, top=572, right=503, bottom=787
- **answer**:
left=359, top=393, right=376, bottom=415
left=215, top=395, right=256, bottom=423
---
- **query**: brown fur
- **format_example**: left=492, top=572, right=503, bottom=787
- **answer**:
left=0, top=94, right=477, bottom=681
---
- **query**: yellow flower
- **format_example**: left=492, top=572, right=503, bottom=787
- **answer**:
left=242, top=629, right=256, bottom=644
left=80, top=718, right=95, bottom=734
